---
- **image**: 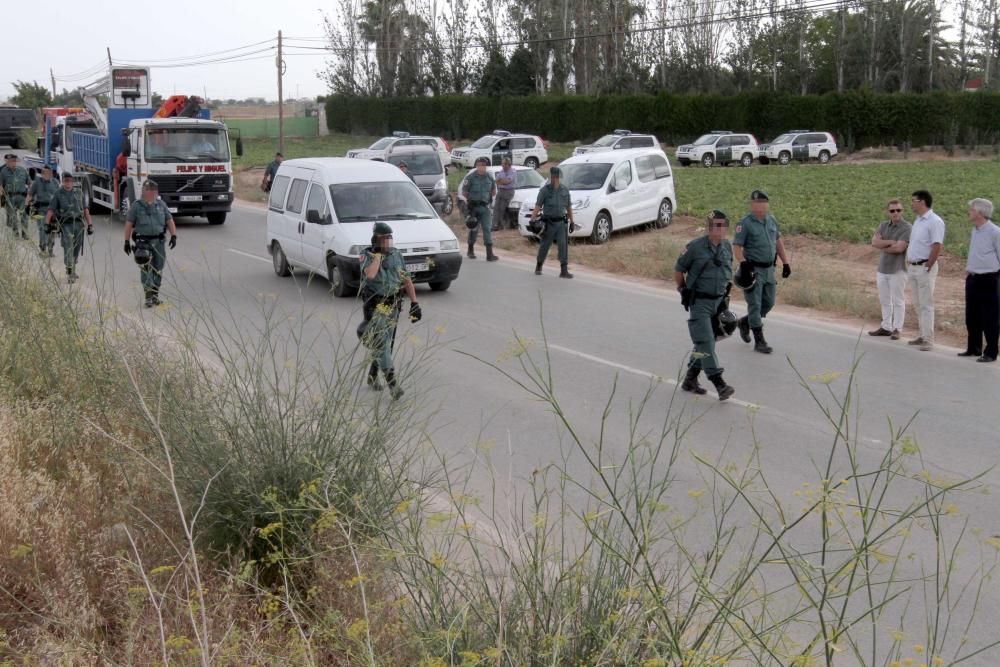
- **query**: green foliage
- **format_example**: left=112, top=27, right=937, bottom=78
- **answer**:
left=10, top=80, right=52, bottom=110
left=326, top=91, right=1000, bottom=148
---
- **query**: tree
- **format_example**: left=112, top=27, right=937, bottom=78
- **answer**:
left=506, top=46, right=538, bottom=95
left=10, top=81, right=52, bottom=109
left=477, top=50, right=508, bottom=96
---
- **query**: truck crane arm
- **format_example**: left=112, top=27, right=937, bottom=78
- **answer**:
left=80, top=75, right=111, bottom=137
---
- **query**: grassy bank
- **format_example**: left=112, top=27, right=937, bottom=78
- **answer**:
left=2, top=232, right=996, bottom=664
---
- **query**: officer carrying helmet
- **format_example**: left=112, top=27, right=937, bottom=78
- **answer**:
left=674, top=210, right=736, bottom=400
left=461, top=156, right=498, bottom=261
left=46, top=171, right=94, bottom=283
left=359, top=221, right=422, bottom=400
left=123, top=180, right=177, bottom=307
left=1, top=153, right=31, bottom=239
left=531, top=165, right=576, bottom=278
left=26, top=164, right=60, bottom=256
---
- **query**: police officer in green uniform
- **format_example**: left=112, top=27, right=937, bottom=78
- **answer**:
left=531, top=165, right=575, bottom=278
left=461, top=157, right=498, bottom=261
left=26, top=165, right=59, bottom=256
left=733, top=190, right=791, bottom=354
left=1, top=153, right=31, bottom=239
left=261, top=152, right=283, bottom=192
left=45, top=171, right=94, bottom=283
left=675, top=210, right=736, bottom=400
left=123, top=180, right=177, bottom=307
left=359, top=222, right=422, bottom=400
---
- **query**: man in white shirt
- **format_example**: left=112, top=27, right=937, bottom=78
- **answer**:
left=960, top=198, right=1000, bottom=362
left=905, top=189, right=946, bottom=351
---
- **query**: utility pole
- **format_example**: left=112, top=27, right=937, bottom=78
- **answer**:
left=50, top=68, right=57, bottom=99
left=277, top=30, right=285, bottom=153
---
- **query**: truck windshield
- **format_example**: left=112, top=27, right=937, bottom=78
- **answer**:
left=330, top=182, right=438, bottom=222
left=144, top=128, right=230, bottom=162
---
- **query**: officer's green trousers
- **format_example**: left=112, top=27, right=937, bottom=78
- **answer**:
left=4, top=197, right=27, bottom=236
left=688, top=296, right=724, bottom=377
left=467, top=204, right=493, bottom=246
left=744, top=265, right=776, bottom=328
left=536, top=219, right=568, bottom=265
left=60, top=220, right=84, bottom=273
left=139, top=238, right=166, bottom=295
left=34, top=214, right=55, bottom=252
left=363, top=305, right=400, bottom=372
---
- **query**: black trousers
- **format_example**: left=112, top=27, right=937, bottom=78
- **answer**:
left=965, top=272, right=1000, bottom=358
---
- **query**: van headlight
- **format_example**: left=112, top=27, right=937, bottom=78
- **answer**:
left=573, top=197, right=591, bottom=210
left=434, top=178, right=447, bottom=191
left=440, top=239, right=459, bottom=251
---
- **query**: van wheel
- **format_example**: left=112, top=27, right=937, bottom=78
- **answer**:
left=590, top=212, right=612, bottom=244
left=272, top=243, right=291, bottom=277
left=524, top=156, right=540, bottom=169
left=429, top=280, right=451, bottom=292
left=654, top=199, right=673, bottom=229
left=441, top=194, right=454, bottom=216
left=329, top=259, right=355, bottom=297
left=778, top=151, right=791, bottom=165
left=701, top=153, right=714, bottom=168
left=818, top=150, right=831, bottom=164
left=740, top=153, right=753, bottom=167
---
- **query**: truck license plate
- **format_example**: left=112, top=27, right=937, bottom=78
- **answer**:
left=407, top=262, right=429, bottom=273
left=179, top=195, right=201, bottom=202
left=168, top=207, right=179, bottom=213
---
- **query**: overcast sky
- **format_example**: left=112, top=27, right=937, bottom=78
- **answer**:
left=1, top=0, right=332, bottom=102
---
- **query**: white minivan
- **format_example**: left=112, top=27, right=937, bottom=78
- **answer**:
left=266, top=158, right=462, bottom=296
left=518, top=149, right=676, bottom=245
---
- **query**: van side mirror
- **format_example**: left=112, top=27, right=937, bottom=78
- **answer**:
left=306, top=209, right=322, bottom=224
left=121, top=137, right=132, bottom=158
left=236, top=138, right=244, bottom=157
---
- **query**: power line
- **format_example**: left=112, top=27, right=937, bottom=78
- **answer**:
left=114, top=46, right=277, bottom=69
left=113, top=38, right=277, bottom=64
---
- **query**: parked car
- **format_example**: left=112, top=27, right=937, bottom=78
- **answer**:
left=518, top=149, right=675, bottom=245
left=456, top=165, right=545, bottom=228
left=450, top=130, right=548, bottom=169
left=0, top=107, right=35, bottom=148
left=675, top=131, right=760, bottom=168
left=345, top=131, right=451, bottom=170
left=573, top=129, right=660, bottom=156
left=758, top=130, right=838, bottom=165
left=266, top=158, right=462, bottom=296
left=386, top=145, right=452, bottom=215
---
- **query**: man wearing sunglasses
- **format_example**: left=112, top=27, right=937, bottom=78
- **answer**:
left=869, top=199, right=911, bottom=340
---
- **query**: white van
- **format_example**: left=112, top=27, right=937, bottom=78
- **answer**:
left=518, top=149, right=676, bottom=245
left=266, top=158, right=462, bottom=296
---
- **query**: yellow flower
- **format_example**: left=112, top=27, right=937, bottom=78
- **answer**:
left=891, top=629, right=905, bottom=642
left=483, top=647, right=502, bottom=659
left=913, top=644, right=925, bottom=654
left=430, top=552, right=446, bottom=568
left=807, top=371, right=842, bottom=384
left=688, top=489, right=705, bottom=498
left=8, top=544, right=32, bottom=559
left=985, top=536, right=1000, bottom=551
left=419, top=658, right=448, bottom=667
left=347, top=618, right=368, bottom=643
left=395, top=500, right=412, bottom=514
left=932, top=658, right=945, bottom=666
left=642, top=660, right=666, bottom=667
left=149, top=564, right=176, bottom=577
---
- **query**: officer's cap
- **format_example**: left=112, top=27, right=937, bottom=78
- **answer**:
left=3, top=153, right=15, bottom=160
left=750, top=189, right=769, bottom=201
left=372, top=221, right=393, bottom=236
left=708, top=209, right=729, bottom=223
left=398, top=160, right=408, bottom=168
left=41, top=164, right=52, bottom=171
left=475, top=156, right=490, bottom=166
left=61, top=171, right=74, bottom=181
left=142, top=179, right=159, bottom=191
left=549, top=166, right=562, bottom=177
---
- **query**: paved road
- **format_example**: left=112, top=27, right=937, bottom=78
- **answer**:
left=44, top=203, right=1000, bottom=661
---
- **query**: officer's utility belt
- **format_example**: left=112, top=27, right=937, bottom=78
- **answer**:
left=61, top=217, right=84, bottom=223
left=35, top=201, right=50, bottom=208
left=469, top=200, right=488, bottom=207
left=8, top=190, right=27, bottom=196
left=541, top=216, right=566, bottom=222
left=750, top=260, right=774, bottom=269
left=693, top=291, right=724, bottom=301
left=361, top=288, right=402, bottom=320
left=134, top=233, right=165, bottom=241
left=908, top=259, right=927, bottom=266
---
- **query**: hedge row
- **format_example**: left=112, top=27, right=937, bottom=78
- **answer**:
left=325, top=91, right=1000, bottom=149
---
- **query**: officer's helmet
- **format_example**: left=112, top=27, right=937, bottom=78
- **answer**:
left=133, top=243, right=153, bottom=266
left=734, top=260, right=756, bottom=290
left=714, top=310, right=739, bottom=340
left=464, top=212, right=479, bottom=229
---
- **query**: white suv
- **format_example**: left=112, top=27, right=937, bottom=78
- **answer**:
left=573, top=130, right=660, bottom=156
left=450, top=130, right=548, bottom=169
left=346, top=132, right=451, bottom=169
left=758, top=130, right=838, bottom=165
left=518, top=149, right=676, bottom=245
left=675, top=131, right=760, bottom=168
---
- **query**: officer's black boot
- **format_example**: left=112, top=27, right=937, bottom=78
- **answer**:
left=385, top=369, right=404, bottom=400
left=709, top=373, right=735, bottom=401
left=752, top=327, right=773, bottom=354
left=681, top=367, right=707, bottom=395
left=366, top=363, right=383, bottom=391
left=738, top=316, right=751, bottom=343
left=485, top=244, right=498, bottom=262
left=559, top=264, right=574, bottom=279
left=143, top=288, right=154, bottom=308
left=534, top=262, right=543, bottom=276
left=151, top=289, right=162, bottom=306
left=467, top=243, right=476, bottom=259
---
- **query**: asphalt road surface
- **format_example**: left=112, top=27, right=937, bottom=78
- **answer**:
left=21, top=201, right=1000, bottom=662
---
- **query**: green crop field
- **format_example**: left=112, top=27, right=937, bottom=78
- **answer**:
left=671, top=159, right=1000, bottom=255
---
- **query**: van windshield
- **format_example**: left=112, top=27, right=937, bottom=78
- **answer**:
left=693, top=133, right=721, bottom=146
left=471, top=136, right=496, bottom=149
left=515, top=170, right=544, bottom=188
left=593, top=134, right=619, bottom=147
left=770, top=134, right=793, bottom=144
left=388, top=153, right=441, bottom=175
left=330, top=182, right=439, bottom=222
left=557, top=163, right=613, bottom=190
left=369, top=137, right=393, bottom=150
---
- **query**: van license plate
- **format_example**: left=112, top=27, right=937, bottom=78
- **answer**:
left=407, top=262, right=429, bottom=273
left=168, top=207, right=178, bottom=213
left=179, top=195, right=201, bottom=202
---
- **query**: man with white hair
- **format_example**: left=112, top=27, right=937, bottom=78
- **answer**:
left=960, top=197, right=1000, bottom=362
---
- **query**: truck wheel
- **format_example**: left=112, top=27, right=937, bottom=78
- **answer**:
left=429, top=280, right=451, bottom=292
left=272, top=243, right=292, bottom=277
left=328, top=258, right=356, bottom=298
left=207, top=212, right=226, bottom=225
